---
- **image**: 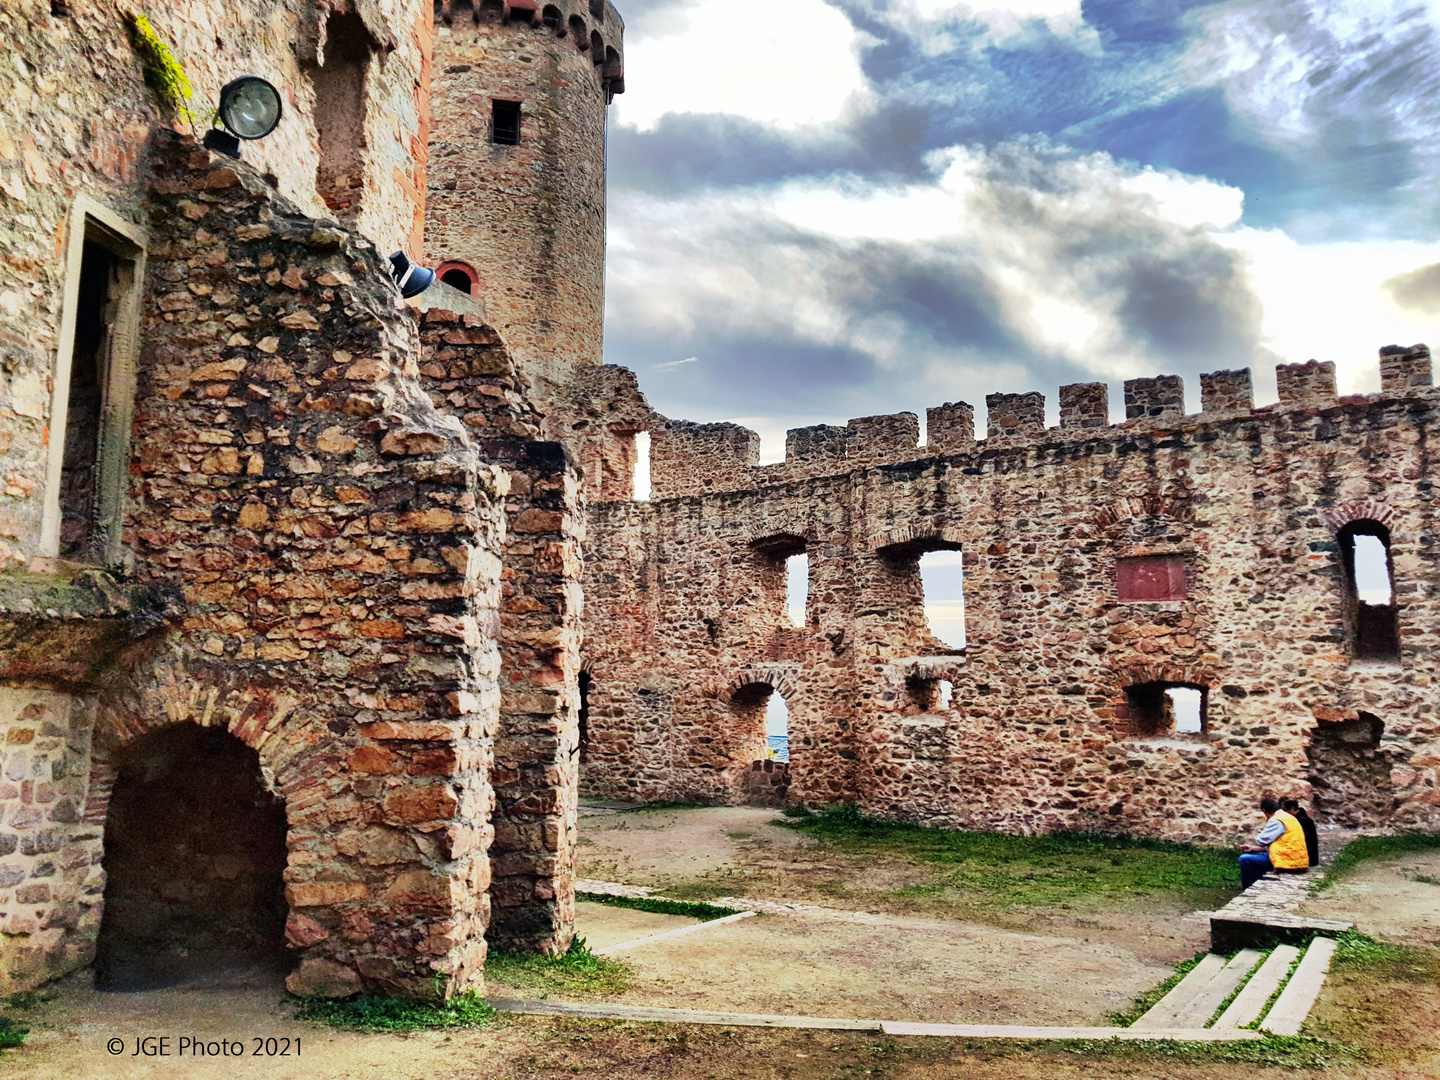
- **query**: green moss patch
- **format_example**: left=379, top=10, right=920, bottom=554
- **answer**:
left=577, top=893, right=742, bottom=922
left=484, top=936, right=632, bottom=998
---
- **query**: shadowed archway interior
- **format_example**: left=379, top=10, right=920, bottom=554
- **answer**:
left=95, top=724, right=290, bottom=991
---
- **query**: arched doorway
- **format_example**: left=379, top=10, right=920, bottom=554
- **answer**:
left=731, top=682, right=791, bottom=807
left=95, top=724, right=289, bottom=990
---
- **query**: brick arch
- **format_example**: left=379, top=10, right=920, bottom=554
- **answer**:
left=1324, top=499, right=1398, bottom=533
left=1115, top=661, right=1218, bottom=691
left=434, top=261, right=479, bottom=296
left=1093, top=494, right=1195, bottom=531
left=84, top=656, right=319, bottom=826
left=721, top=665, right=800, bottom=704
left=869, top=521, right=964, bottom=555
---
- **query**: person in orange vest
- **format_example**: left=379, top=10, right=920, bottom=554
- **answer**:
left=1238, top=796, right=1311, bottom=889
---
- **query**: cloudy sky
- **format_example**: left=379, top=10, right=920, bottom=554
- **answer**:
left=601, top=0, right=1440, bottom=459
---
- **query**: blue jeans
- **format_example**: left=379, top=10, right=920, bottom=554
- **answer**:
left=1239, top=852, right=1273, bottom=889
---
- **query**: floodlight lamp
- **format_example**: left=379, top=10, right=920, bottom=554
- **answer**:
left=389, top=252, right=436, bottom=299
left=218, top=76, right=283, bottom=140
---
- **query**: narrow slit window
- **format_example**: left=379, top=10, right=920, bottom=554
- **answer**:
left=632, top=430, right=651, bottom=501
left=765, top=692, right=789, bottom=761
left=918, top=549, right=966, bottom=649
left=938, top=679, right=953, bottom=709
left=492, top=100, right=521, bottom=145
left=785, top=552, right=808, bottom=628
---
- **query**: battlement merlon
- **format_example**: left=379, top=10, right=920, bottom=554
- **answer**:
left=625, top=346, right=1433, bottom=503
left=438, top=0, right=625, bottom=96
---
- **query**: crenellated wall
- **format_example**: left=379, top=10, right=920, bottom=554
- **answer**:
left=580, top=347, right=1440, bottom=843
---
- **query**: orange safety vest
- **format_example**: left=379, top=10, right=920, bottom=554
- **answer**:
left=1268, top=810, right=1310, bottom=870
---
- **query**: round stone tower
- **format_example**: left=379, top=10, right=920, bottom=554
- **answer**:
left=425, top=0, right=623, bottom=414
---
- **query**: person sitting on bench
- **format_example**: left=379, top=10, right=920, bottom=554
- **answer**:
left=1238, top=796, right=1310, bottom=888
left=1281, top=797, right=1320, bottom=869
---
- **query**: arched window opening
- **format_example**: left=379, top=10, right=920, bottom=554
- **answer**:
left=632, top=430, right=651, bottom=501
left=590, top=30, right=604, bottom=63
left=1122, top=681, right=1207, bottom=738
left=310, top=13, right=372, bottom=224
left=785, top=552, right=809, bottom=628
left=542, top=4, right=561, bottom=31
left=96, top=725, right=289, bottom=991
left=577, top=670, right=591, bottom=763
left=478, top=0, right=504, bottom=23
left=569, top=14, right=587, bottom=47
left=436, top=262, right=478, bottom=296
left=918, top=549, right=965, bottom=649
left=939, top=679, right=953, bottom=709
left=1339, top=521, right=1399, bottom=660
left=507, top=2, right=538, bottom=26
left=589, top=0, right=604, bottom=21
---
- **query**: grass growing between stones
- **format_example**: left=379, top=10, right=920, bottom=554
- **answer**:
left=781, top=806, right=1238, bottom=909
left=293, top=990, right=496, bottom=1033
left=578, top=893, right=742, bottom=921
left=1105, top=951, right=1207, bottom=1026
left=483, top=936, right=632, bottom=997
left=1317, top=833, right=1440, bottom=889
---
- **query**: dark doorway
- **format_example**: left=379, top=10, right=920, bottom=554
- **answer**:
left=1306, top=713, right=1394, bottom=827
left=96, top=724, right=289, bottom=990
left=577, top=670, right=591, bottom=763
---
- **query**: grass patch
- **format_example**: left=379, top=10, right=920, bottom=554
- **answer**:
left=1046, top=1034, right=1356, bottom=1069
left=1318, top=833, right=1440, bottom=889
left=1107, top=952, right=1206, bottom=1026
left=0, top=1016, right=27, bottom=1051
left=293, top=990, right=495, bottom=1033
left=782, top=805, right=1238, bottom=908
left=483, top=936, right=632, bottom=997
left=577, top=893, right=741, bottom=922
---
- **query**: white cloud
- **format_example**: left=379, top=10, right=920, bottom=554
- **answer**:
left=612, top=0, right=870, bottom=131
left=655, top=356, right=700, bottom=370
left=609, top=135, right=1440, bottom=423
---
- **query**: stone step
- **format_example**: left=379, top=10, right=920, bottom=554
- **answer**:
left=593, top=909, right=758, bottom=954
left=1261, top=937, right=1338, bottom=1037
left=492, top=999, right=1261, bottom=1040
left=1172, top=949, right=1261, bottom=1028
left=1212, top=945, right=1301, bottom=1029
left=1131, top=953, right=1227, bottom=1030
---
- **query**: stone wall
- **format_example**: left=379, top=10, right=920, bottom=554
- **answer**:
left=415, top=306, right=583, bottom=955
left=581, top=350, right=1440, bottom=844
left=0, top=0, right=432, bottom=573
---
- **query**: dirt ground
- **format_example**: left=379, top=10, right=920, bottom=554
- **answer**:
left=4, top=805, right=1439, bottom=1079
left=576, top=805, right=1216, bottom=968
left=1297, top=849, right=1440, bottom=947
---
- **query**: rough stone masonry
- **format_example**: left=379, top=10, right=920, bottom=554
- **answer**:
left=1, top=0, right=1436, bottom=1007
left=579, top=354, right=1440, bottom=846
left=0, top=0, right=607, bottom=997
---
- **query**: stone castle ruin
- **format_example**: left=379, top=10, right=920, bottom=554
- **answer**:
left=0, top=0, right=1434, bottom=1005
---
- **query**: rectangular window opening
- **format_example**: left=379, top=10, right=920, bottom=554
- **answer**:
left=492, top=100, right=522, bottom=145
left=918, top=549, right=966, bottom=649
left=46, top=201, right=144, bottom=564
left=785, top=552, right=809, bottom=628
left=632, top=430, right=651, bottom=502
left=1124, top=681, right=1207, bottom=738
